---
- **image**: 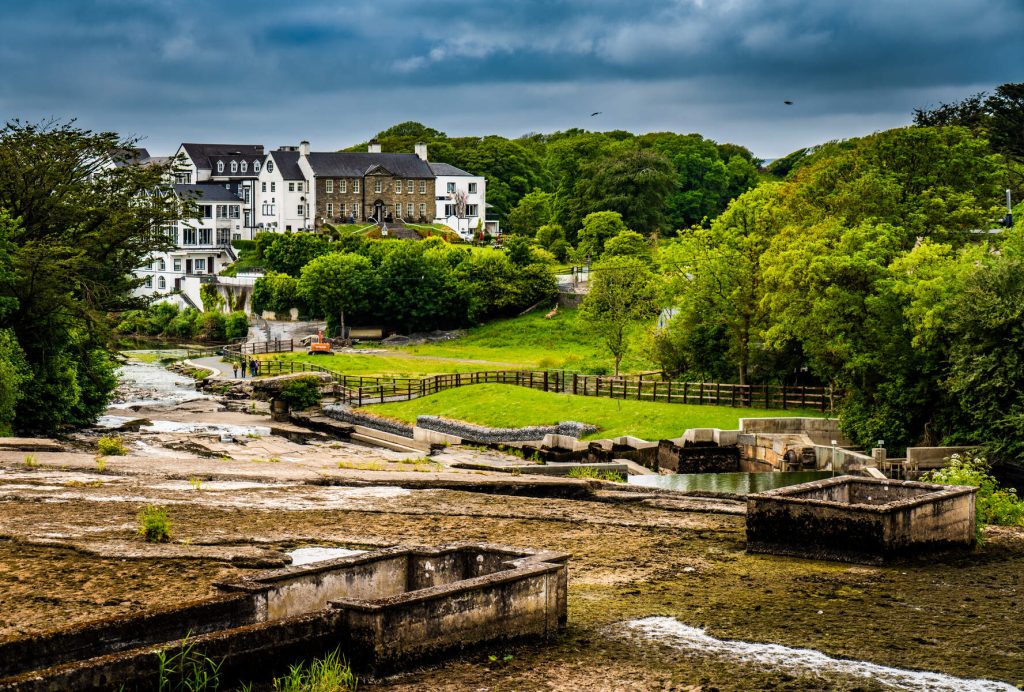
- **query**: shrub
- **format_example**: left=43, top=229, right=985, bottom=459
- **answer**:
left=272, top=648, right=357, bottom=692
left=277, top=376, right=323, bottom=410
left=97, top=435, right=129, bottom=456
left=95, top=456, right=107, bottom=472
left=566, top=466, right=626, bottom=482
left=923, top=453, right=1024, bottom=528
left=197, top=311, right=226, bottom=342
left=138, top=505, right=172, bottom=543
left=224, top=311, right=249, bottom=341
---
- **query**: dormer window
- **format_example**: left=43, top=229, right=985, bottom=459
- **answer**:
left=230, top=161, right=238, bottom=173
left=254, top=160, right=261, bottom=172
left=267, top=160, right=274, bottom=173
left=240, top=160, right=247, bottom=173
left=216, top=160, right=224, bottom=173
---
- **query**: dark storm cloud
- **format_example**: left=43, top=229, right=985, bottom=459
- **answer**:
left=0, top=0, right=1020, bottom=157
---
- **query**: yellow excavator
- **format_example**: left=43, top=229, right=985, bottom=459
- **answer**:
left=303, top=331, right=333, bottom=355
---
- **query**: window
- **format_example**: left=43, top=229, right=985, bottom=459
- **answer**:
left=288, top=182, right=295, bottom=192
left=266, top=160, right=273, bottom=173
left=353, top=180, right=360, bottom=193
left=254, top=160, right=261, bottom=173
left=217, top=229, right=230, bottom=245
left=244, top=210, right=250, bottom=226
left=468, top=182, right=478, bottom=194
left=194, top=258, right=207, bottom=273
left=198, top=228, right=211, bottom=244
left=163, top=227, right=177, bottom=244
left=407, top=203, right=413, bottom=217
left=466, top=204, right=479, bottom=217
left=395, top=203, right=402, bottom=217
left=395, top=180, right=402, bottom=194
left=325, top=180, right=333, bottom=193
left=262, top=182, right=267, bottom=192
left=233, top=233, right=241, bottom=241
left=261, top=203, right=276, bottom=216
left=230, top=161, right=237, bottom=173
left=174, top=172, right=192, bottom=184
left=229, top=205, right=240, bottom=219
left=156, top=258, right=166, bottom=271
left=374, top=179, right=382, bottom=193
left=243, top=187, right=251, bottom=203
left=216, top=205, right=228, bottom=218
left=173, top=259, right=182, bottom=272
left=446, top=182, right=456, bottom=194
left=183, top=228, right=197, bottom=245
left=158, top=276, right=166, bottom=290
left=145, top=275, right=152, bottom=288
left=326, top=203, right=333, bottom=217
left=297, top=181, right=304, bottom=193
left=419, top=180, right=426, bottom=194
left=240, top=160, right=247, bottom=173
left=444, top=204, right=456, bottom=217
left=340, top=203, right=347, bottom=216
left=419, top=203, right=426, bottom=217
left=339, top=180, right=347, bottom=193
left=270, top=182, right=276, bottom=192
left=217, top=161, right=224, bottom=173
left=297, top=205, right=304, bottom=216
left=200, top=205, right=212, bottom=219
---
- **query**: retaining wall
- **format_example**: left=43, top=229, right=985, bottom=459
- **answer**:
left=322, top=405, right=415, bottom=439
left=416, top=416, right=597, bottom=444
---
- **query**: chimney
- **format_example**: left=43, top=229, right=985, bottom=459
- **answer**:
left=299, top=140, right=310, bottom=156
left=414, top=142, right=428, bottom=161
left=368, top=141, right=382, bottom=154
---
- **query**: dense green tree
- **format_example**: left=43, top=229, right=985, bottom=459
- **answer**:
left=579, top=256, right=659, bottom=375
left=375, top=242, right=466, bottom=332
left=262, top=233, right=331, bottom=276
left=252, top=272, right=302, bottom=316
left=0, top=120, right=186, bottom=432
left=574, top=148, right=675, bottom=234
left=603, top=230, right=650, bottom=260
left=298, top=253, right=374, bottom=338
left=577, top=211, right=628, bottom=259
left=535, top=223, right=565, bottom=249
left=504, top=235, right=533, bottom=266
left=505, top=189, right=554, bottom=236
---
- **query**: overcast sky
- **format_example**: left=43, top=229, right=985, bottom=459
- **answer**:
left=1, top=0, right=1020, bottom=159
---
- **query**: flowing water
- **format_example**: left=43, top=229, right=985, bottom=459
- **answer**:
left=626, top=617, right=1017, bottom=691
left=110, top=352, right=209, bottom=408
left=628, top=470, right=832, bottom=494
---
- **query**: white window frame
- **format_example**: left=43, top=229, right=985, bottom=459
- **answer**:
left=230, top=161, right=237, bottom=173
left=395, top=203, right=402, bottom=217
left=297, top=204, right=304, bottom=216
left=419, top=180, right=426, bottom=194
left=217, top=161, right=224, bottom=173
left=266, top=160, right=273, bottom=173
left=326, top=203, right=333, bottom=217
left=240, top=160, right=247, bottom=173
left=353, top=179, right=360, bottom=193
left=157, top=276, right=166, bottom=290
left=261, top=182, right=266, bottom=192
left=339, top=180, right=347, bottom=193
left=254, top=160, right=261, bottom=173
left=375, top=179, right=382, bottom=194
left=194, top=258, right=207, bottom=273
left=419, top=203, right=426, bottom=217
left=395, top=180, right=402, bottom=194
left=289, top=182, right=295, bottom=192
left=270, top=182, right=276, bottom=192
left=468, top=182, right=478, bottom=194
left=326, top=180, right=333, bottom=193
left=447, top=182, right=456, bottom=193
left=407, top=203, right=413, bottom=217
left=173, top=258, right=182, bottom=272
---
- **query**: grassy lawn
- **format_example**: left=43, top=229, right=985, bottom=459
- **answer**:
left=362, top=383, right=824, bottom=441
left=259, top=351, right=505, bottom=378
left=393, top=307, right=656, bottom=374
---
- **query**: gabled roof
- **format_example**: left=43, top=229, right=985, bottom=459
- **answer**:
left=173, top=183, right=244, bottom=203
left=305, top=152, right=433, bottom=178
left=180, top=143, right=265, bottom=173
left=428, top=162, right=474, bottom=177
left=268, top=149, right=304, bottom=180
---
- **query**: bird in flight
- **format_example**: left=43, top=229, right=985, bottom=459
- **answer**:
left=591, top=111, right=602, bottom=116
left=783, top=100, right=794, bottom=105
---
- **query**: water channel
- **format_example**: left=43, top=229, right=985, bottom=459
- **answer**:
left=629, top=470, right=832, bottom=494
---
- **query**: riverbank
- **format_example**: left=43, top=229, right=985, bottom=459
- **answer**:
left=0, top=354, right=1022, bottom=690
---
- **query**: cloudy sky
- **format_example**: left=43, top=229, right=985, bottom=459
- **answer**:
left=1, top=0, right=1020, bottom=159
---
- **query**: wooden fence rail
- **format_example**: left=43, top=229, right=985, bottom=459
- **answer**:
left=247, top=358, right=834, bottom=412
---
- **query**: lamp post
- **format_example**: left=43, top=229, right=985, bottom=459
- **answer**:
left=831, top=439, right=838, bottom=477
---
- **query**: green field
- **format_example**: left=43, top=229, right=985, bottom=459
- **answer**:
left=260, top=351, right=503, bottom=378
left=390, top=307, right=656, bottom=374
left=362, top=383, right=822, bottom=441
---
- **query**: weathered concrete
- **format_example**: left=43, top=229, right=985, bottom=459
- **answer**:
left=655, top=439, right=741, bottom=474
left=746, top=476, right=976, bottom=564
left=0, top=544, right=569, bottom=689
left=906, top=446, right=976, bottom=471
left=740, top=417, right=846, bottom=446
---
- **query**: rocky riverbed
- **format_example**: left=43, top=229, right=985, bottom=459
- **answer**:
left=0, top=353, right=1022, bottom=690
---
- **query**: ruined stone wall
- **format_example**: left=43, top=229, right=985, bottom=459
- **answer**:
left=417, top=416, right=597, bottom=444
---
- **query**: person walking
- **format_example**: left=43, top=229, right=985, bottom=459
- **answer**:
left=249, top=358, right=257, bottom=378
left=232, top=362, right=239, bottom=378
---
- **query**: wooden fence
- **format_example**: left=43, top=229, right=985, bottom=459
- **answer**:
left=250, top=359, right=834, bottom=412
left=223, top=339, right=294, bottom=358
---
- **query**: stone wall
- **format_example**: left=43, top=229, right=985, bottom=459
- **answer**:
left=416, top=416, right=597, bottom=444
left=322, top=405, right=415, bottom=438
left=655, top=439, right=741, bottom=473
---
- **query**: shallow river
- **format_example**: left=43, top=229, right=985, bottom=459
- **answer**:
left=628, top=470, right=832, bottom=494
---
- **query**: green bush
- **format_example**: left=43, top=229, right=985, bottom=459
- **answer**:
left=138, top=505, right=172, bottom=543
left=197, top=311, right=226, bottom=342
left=923, top=453, right=1024, bottom=528
left=97, top=435, right=129, bottom=456
left=225, top=311, right=249, bottom=341
left=277, top=376, right=323, bottom=410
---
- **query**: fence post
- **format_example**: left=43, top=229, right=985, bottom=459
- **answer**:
left=781, top=385, right=787, bottom=410
left=699, top=382, right=704, bottom=405
left=683, top=381, right=688, bottom=404
left=666, top=380, right=672, bottom=403
left=543, top=371, right=548, bottom=392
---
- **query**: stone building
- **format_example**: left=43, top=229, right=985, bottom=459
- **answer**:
left=297, top=141, right=436, bottom=228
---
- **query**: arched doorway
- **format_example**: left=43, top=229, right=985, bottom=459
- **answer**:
left=373, top=200, right=385, bottom=222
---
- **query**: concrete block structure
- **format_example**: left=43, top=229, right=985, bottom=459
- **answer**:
left=746, top=476, right=977, bottom=564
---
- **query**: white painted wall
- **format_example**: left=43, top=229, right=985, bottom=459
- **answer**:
left=433, top=174, right=488, bottom=239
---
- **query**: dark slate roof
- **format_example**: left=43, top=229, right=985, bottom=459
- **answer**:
left=428, top=162, right=473, bottom=177
left=173, top=183, right=244, bottom=202
left=269, top=150, right=304, bottom=180
left=306, top=152, right=433, bottom=178
left=181, top=143, right=265, bottom=173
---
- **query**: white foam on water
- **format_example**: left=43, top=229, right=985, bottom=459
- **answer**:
left=109, top=360, right=210, bottom=408
left=625, top=617, right=1017, bottom=692
left=96, top=416, right=271, bottom=437
left=286, top=547, right=366, bottom=566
